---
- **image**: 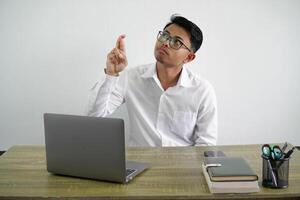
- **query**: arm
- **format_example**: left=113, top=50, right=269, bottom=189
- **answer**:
left=86, top=72, right=128, bottom=117
left=86, top=34, right=128, bottom=117
left=194, top=85, right=218, bottom=146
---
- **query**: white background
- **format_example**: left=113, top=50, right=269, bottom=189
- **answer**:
left=1, top=0, right=299, bottom=150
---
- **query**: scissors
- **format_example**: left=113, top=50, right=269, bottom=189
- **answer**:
left=261, top=144, right=283, bottom=160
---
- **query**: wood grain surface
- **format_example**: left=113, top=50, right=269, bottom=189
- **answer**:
left=0, top=144, right=299, bottom=200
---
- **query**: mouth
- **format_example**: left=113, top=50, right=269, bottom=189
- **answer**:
left=158, top=48, right=169, bottom=55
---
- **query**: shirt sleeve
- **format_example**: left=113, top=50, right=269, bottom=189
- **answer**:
left=194, top=85, right=218, bottom=146
left=86, top=70, right=127, bottom=117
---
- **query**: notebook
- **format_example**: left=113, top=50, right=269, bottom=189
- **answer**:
left=202, top=164, right=259, bottom=193
left=203, top=157, right=258, bottom=182
left=43, top=113, right=149, bottom=183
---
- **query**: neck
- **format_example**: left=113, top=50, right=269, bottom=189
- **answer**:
left=156, top=62, right=183, bottom=91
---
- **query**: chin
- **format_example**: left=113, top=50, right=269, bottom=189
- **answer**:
left=154, top=50, right=175, bottom=67
left=154, top=52, right=162, bottom=62
left=155, top=55, right=167, bottom=66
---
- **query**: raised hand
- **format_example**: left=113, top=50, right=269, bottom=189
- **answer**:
left=105, top=34, right=128, bottom=76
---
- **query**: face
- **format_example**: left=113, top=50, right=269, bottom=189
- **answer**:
left=154, top=24, right=195, bottom=68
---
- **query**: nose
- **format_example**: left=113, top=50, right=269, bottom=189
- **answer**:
left=162, top=40, right=169, bottom=48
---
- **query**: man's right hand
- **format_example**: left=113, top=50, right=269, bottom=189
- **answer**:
left=105, top=34, right=128, bottom=76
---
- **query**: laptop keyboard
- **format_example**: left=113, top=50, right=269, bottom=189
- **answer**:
left=126, top=168, right=137, bottom=177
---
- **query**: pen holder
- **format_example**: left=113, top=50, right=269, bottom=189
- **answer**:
left=262, top=156, right=290, bottom=188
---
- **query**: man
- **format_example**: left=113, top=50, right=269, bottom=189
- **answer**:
left=87, top=15, right=217, bottom=146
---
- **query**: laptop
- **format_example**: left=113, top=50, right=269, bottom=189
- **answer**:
left=43, top=113, right=148, bottom=183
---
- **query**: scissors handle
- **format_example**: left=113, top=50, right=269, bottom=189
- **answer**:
left=261, top=144, right=283, bottom=160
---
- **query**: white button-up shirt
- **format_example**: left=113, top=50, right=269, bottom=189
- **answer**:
left=87, top=63, right=218, bottom=146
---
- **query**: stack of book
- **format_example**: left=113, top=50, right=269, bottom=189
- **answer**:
left=202, top=157, right=260, bottom=193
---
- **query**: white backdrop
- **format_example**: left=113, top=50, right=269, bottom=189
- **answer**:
left=1, top=0, right=299, bottom=150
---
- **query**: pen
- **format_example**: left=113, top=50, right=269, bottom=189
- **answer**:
left=281, top=142, right=288, bottom=153
left=277, top=146, right=295, bottom=169
left=284, top=147, right=296, bottom=159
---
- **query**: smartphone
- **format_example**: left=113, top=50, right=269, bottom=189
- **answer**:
left=204, top=150, right=226, bottom=157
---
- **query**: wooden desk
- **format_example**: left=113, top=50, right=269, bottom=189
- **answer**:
left=0, top=144, right=299, bottom=199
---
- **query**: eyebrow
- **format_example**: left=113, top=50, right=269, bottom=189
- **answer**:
left=164, top=30, right=184, bottom=42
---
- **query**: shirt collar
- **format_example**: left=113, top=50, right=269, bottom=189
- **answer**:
left=141, top=63, right=193, bottom=88
left=177, top=66, right=193, bottom=88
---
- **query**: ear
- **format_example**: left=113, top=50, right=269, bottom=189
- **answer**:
left=183, top=53, right=196, bottom=64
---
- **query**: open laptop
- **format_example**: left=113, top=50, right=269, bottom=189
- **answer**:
left=43, top=113, right=148, bottom=183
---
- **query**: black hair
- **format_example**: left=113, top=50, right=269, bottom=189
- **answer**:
left=163, top=14, right=203, bottom=53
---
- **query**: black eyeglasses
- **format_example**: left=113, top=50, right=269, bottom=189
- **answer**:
left=157, top=31, right=191, bottom=52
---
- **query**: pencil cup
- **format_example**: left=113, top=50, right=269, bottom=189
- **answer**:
left=262, top=156, right=290, bottom=188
